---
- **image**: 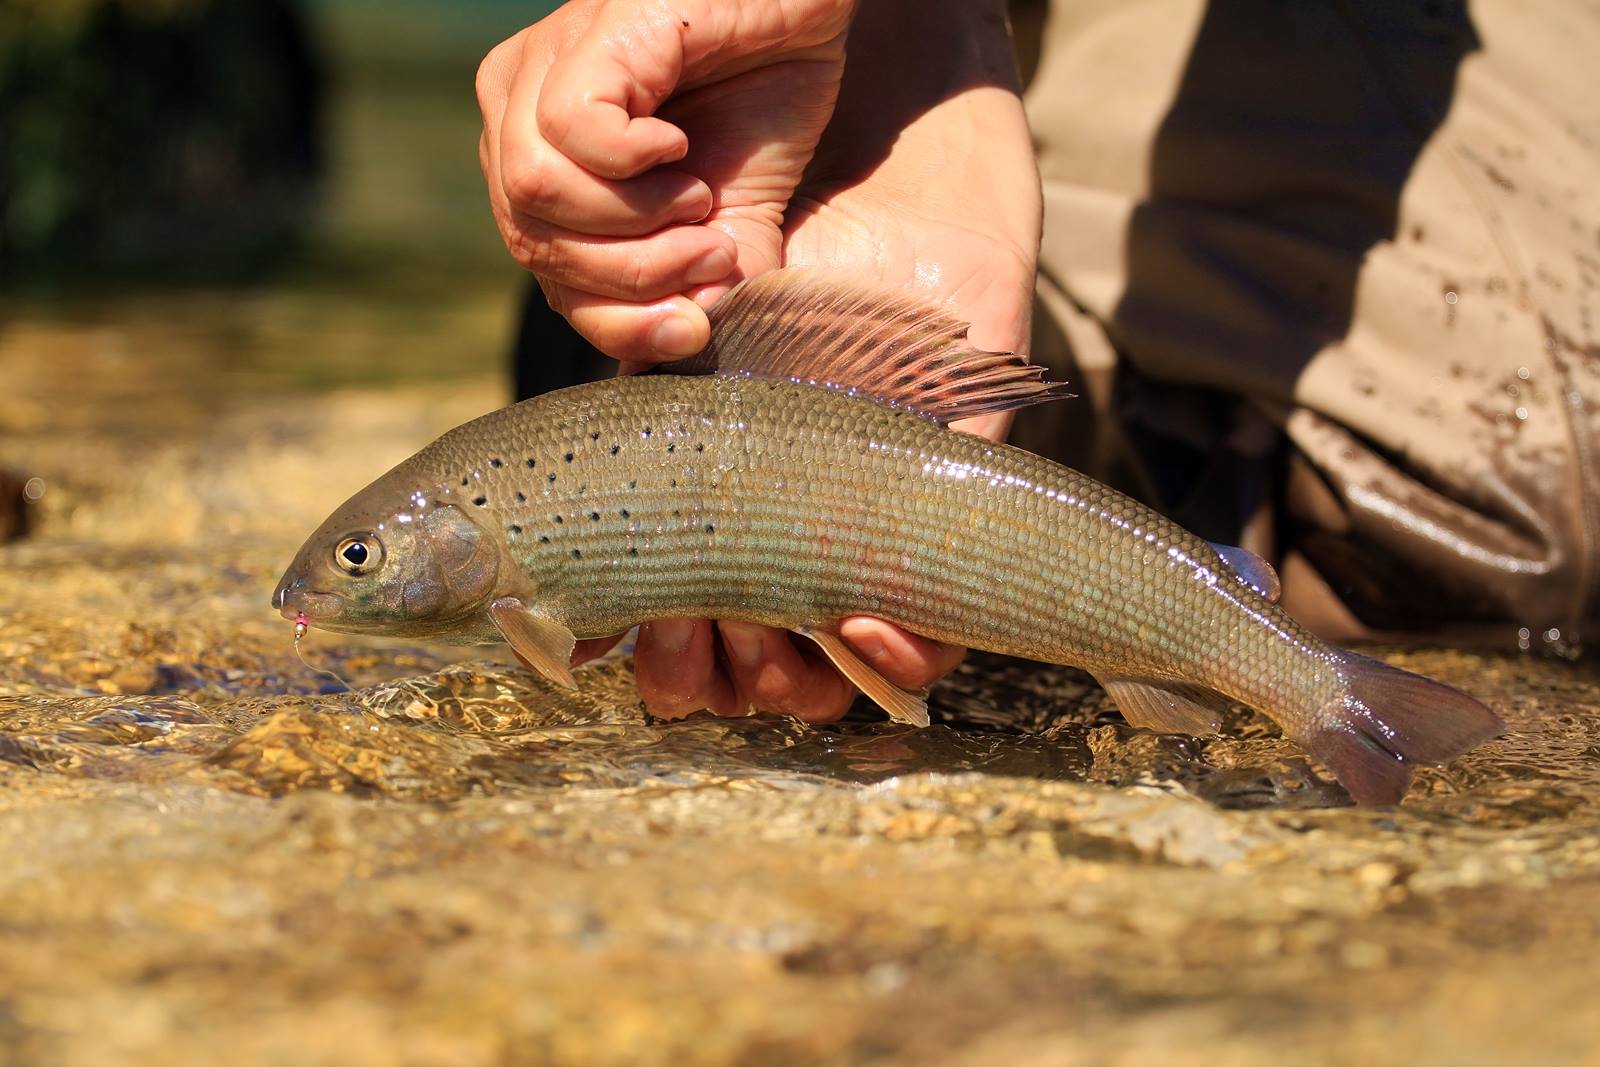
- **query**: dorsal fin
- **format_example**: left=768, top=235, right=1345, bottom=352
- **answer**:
left=659, top=270, right=1071, bottom=424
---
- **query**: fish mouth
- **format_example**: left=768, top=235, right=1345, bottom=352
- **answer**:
left=272, top=578, right=344, bottom=622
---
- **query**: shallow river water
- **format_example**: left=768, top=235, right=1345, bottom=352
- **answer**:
left=3, top=293, right=1599, bottom=1067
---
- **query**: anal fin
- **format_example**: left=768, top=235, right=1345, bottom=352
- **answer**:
left=1094, top=674, right=1229, bottom=735
left=798, top=626, right=930, bottom=728
left=490, top=597, right=578, bottom=689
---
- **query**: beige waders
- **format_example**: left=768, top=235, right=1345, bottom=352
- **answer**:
left=1010, top=0, right=1600, bottom=652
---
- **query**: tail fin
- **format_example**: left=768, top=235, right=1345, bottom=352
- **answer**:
left=1307, top=652, right=1504, bottom=807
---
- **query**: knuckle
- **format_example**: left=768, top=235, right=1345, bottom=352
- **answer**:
left=615, top=249, right=663, bottom=298
left=474, top=37, right=517, bottom=113
left=503, top=156, right=559, bottom=215
left=473, top=58, right=496, bottom=114
left=535, top=92, right=577, bottom=150
left=511, top=230, right=562, bottom=278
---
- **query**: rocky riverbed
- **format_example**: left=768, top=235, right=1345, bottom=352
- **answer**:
left=3, top=289, right=1599, bottom=1067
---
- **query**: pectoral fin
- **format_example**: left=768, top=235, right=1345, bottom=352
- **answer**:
left=489, top=597, right=578, bottom=689
left=1093, top=674, right=1230, bottom=736
left=798, top=626, right=930, bottom=728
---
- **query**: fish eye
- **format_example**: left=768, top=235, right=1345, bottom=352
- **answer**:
left=334, top=535, right=381, bottom=576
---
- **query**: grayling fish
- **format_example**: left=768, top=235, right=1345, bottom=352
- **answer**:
left=274, top=271, right=1502, bottom=805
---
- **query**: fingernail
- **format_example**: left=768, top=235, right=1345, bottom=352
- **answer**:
left=649, top=314, right=701, bottom=358
left=720, top=623, right=763, bottom=669
left=850, top=631, right=886, bottom=662
left=684, top=246, right=733, bottom=285
left=673, top=185, right=713, bottom=224
left=648, top=617, right=696, bottom=654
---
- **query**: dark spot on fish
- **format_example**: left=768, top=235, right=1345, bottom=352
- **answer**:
left=667, top=443, right=676, bottom=453
left=526, top=458, right=536, bottom=468
left=628, top=480, right=637, bottom=490
left=627, top=547, right=638, bottom=557
left=553, top=515, right=563, bottom=524
left=509, top=524, right=522, bottom=535
left=589, top=431, right=600, bottom=441
left=587, top=511, right=599, bottom=521
left=490, top=458, right=503, bottom=468
left=473, top=496, right=487, bottom=507
left=538, top=535, right=550, bottom=544
left=548, top=473, right=557, bottom=484
left=619, top=508, right=630, bottom=519
left=704, top=523, right=715, bottom=534
left=642, top=427, right=652, bottom=438
left=515, top=491, right=527, bottom=503
left=461, top=477, right=470, bottom=486
left=670, top=479, right=678, bottom=488
left=672, top=509, right=681, bottom=518
left=570, top=548, right=582, bottom=560
left=577, top=484, right=587, bottom=494
left=564, top=452, right=574, bottom=463
left=694, top=443, right=704, bottom=452
left=610, top=444, right=620, bottom=455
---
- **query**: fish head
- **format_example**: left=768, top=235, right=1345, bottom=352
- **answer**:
left=273, top=477, right=503, bottom=638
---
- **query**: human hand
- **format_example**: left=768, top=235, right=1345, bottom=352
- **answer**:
left=476, top=0, right=856, bottom=365
left=555, top=0, right=1040, bottom=723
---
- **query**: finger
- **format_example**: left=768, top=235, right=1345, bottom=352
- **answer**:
left=837, top=617, right=967, bottom=689
left=502, top=153, right=714, bottom=236
left=550, top=285, right=713, bottom=363
left=572, top=632, right=626, bottom=667
left=498, top=53, right=712, bottom=235
left=474, top=30, right=524, bottom=134
left=634, top=618, right=739, bottom=719
left=611, top=281, right=744, bottom=374
left=480, top=42, right=734, bottom=299
left=537, top=8, right=690, bottom=180
left=497, top=220, right=736, bottom=302
left=718, top=622, right=857, bottom=724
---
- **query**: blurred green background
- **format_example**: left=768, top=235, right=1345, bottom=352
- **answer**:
left=1, top=0, right=560, bottom=389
